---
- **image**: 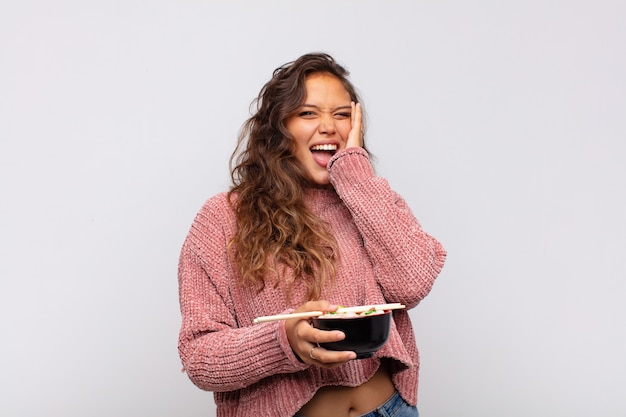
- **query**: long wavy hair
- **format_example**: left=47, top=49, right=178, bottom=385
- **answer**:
left=227, top=53, right=364, bottom=301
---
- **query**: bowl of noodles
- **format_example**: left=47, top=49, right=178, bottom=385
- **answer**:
left=311, top=306, right=393, bottom=359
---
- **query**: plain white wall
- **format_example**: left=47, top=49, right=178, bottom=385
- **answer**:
left=1, top=1, right=624, bottom=416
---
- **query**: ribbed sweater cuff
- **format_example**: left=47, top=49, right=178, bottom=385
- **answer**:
left=327, top=147, right=375, bottom=187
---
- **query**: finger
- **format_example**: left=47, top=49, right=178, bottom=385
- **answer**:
left=355, top=102, right=364, bottom=146
left=353, top=102, right=362, bottom=133
left=347, top=102, right=363, bottom=148
left=309, top=327, right=346, bottom=344
left=308, top=345, right=356, bottom=366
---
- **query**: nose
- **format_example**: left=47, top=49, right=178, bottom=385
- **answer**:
left=318, top=114, right=336, bottom=135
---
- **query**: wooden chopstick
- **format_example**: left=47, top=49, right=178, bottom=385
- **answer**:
left=253, top=311, right=324, bottom=324
left=253, top=303, right=405, bottom=324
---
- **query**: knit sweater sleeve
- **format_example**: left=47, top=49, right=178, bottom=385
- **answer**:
left=177, top=195, right=309, bottom=392
left=328, top=148, right=447, bottom=308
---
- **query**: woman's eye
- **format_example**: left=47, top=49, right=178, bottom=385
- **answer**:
left=335, top=112, right=351, bottom=119
left=299, top=111, right=315, bottom=117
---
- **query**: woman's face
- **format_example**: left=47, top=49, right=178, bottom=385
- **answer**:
left=285, top=73, right=353, bottom=186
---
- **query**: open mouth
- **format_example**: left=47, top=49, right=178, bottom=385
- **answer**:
left=309, top=144, right=338, bottom=168
left=310, top=143, right=338, bottom=155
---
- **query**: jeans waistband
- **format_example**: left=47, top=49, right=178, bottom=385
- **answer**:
left=361, top=391, right=404, bottom=417
left=295, top=390, right=416, bottom=417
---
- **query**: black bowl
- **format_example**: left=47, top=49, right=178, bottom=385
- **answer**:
left=311, top=311, right=391, bottom=359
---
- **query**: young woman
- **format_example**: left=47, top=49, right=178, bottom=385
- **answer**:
left=177, top=52, right=446, bottom=417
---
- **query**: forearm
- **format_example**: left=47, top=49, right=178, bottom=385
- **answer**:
left=329, top=148, right=447, bottom=307
left=178, top=319, right=307, bottom=392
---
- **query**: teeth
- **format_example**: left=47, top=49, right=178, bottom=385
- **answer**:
left=310, top=144, right=338, bottom=151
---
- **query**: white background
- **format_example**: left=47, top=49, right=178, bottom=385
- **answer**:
left=1, top=1, right=625, bottom=416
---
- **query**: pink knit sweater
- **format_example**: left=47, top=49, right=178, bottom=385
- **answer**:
left=178, top=148, right=446, bottom=417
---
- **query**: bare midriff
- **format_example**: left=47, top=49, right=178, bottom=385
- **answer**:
left=296, top=363, right=396, bottom=417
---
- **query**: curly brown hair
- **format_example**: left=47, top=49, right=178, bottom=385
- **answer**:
left=227, top=53, right=364, bottom=301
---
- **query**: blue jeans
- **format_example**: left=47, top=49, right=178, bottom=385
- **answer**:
left=295, top=391, right=419, bottom=417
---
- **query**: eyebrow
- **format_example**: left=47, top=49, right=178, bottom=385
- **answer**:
left=301, top=104, right=352, bottom=111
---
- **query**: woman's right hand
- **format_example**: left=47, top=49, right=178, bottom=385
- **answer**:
left=286, top=300, right=357, bottom=368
